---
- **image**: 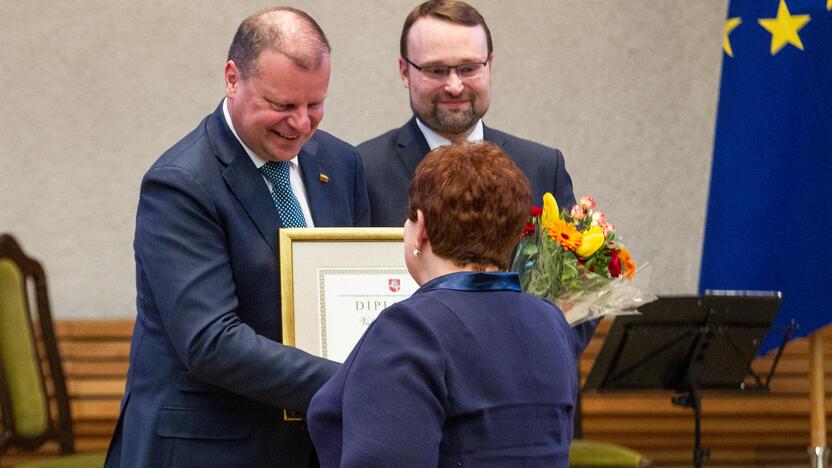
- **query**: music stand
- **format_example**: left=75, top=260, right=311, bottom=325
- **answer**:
left=583, top=291, right=786, bottom=468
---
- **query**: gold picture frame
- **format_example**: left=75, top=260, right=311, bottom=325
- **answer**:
left=279, top=227, right=420, bottom=358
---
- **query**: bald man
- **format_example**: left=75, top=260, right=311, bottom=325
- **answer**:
left=105, top=8, right=369, bottom=468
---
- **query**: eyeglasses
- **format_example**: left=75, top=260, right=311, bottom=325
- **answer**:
left=404, top=57, right=489, bottom=81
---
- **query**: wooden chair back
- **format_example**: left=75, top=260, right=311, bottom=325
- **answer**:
left=0, top=234, right=74, bottom=455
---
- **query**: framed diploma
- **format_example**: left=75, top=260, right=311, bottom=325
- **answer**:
left=279, top=228, right=419, bottom=363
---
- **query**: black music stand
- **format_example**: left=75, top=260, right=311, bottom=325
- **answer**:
left=583, top=291, right=787, bottom=468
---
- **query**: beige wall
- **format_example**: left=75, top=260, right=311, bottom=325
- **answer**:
left=0, top=1, right=727, bottom=318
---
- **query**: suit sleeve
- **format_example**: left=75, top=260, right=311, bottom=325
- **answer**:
left=337, top=304, right=446, bottom=468
left=571, top=318, right=600, bottom=357
left=552, top=148, right=577, bottom=209
left=135, top=165, right=337, bottom=412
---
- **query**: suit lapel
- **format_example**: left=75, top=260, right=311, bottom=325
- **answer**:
left=483, top=124, right=508, bottom=150
left=395, top=117, right=431, bottom=178
left=297, top=137, right=335, bottom=227
left=206, top=106, right=280, bottom=253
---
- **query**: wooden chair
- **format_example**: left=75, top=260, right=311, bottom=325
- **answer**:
left=0, top=234, right=105, bottom=467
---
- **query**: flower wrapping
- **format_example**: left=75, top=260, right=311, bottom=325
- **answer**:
left=511, top=193, right=657, bottom=325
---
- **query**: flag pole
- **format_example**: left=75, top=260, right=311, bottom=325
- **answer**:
left=810, top=330, right=828, bottom=468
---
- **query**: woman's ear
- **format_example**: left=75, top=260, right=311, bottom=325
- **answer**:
left=415, top=210, right=428, bottom=247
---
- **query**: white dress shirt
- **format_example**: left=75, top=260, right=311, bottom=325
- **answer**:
left=415, top=118, right=484, bottom=151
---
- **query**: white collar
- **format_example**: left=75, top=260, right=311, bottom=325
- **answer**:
left=415, top=118, right=484, bottom=150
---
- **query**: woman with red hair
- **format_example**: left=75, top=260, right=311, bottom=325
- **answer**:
left=308, top=142, right=595, bottom=467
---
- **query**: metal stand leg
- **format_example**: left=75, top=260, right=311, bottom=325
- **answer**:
left=672, top=389, right=710, bottom=468
left=811, top=447, right=830, bottom=468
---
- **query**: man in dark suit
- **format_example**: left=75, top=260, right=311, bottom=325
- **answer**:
left=358, top=0, right=575, bottom=227
left=105, top=8, right=369, bottom=468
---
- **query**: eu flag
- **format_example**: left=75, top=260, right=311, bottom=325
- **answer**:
left=700, top=0, right=832, bottom=354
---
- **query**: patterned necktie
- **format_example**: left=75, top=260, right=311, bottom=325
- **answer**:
left=259, top=161, right=307, bottom=227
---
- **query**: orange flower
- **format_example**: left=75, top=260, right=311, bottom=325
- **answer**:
left=548, top=219, right=583, bottom=251
left=619, top=248, right=636, bottom=279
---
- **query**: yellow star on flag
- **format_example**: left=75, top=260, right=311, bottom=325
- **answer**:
left=723, top=17, right=742, bottom=57
left=828, top=0, right=831, bottom=11
left=758, top=0, right=811, bottom=55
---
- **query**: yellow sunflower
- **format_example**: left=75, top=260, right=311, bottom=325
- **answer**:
left=548, top=219, right=583, bottom=251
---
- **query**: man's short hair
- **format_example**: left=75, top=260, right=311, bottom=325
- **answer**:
left=228, top=7, right=331, bottom=79
left=407, top=142, right=531, bottom=271
left=400, top=0, right=493, bottom=59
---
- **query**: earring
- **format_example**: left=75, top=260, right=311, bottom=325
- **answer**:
left=412, top=248, right=421, bottom=257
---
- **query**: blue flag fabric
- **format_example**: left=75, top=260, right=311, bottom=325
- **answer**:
left=700, top=0, right=832, bottom=355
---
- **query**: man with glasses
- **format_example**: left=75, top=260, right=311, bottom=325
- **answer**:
left=359, top=0, right=576, bottom=227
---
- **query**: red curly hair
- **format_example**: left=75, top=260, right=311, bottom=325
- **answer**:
left=407, top=141, right=531, bottom=270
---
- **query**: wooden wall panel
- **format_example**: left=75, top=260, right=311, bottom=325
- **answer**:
left=1, top=319, right=829, bottom=467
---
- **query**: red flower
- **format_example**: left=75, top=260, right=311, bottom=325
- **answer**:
left=521, top=222, right=536, bottom=238
left=530, top=205, right=542, bottom=216
left=608, top=249, right=622, bottom=278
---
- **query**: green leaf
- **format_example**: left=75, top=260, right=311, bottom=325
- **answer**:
left=521, top=243, right=539, bottom=256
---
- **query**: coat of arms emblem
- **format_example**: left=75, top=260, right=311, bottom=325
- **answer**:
left=388, top=278, right=401, bottom=293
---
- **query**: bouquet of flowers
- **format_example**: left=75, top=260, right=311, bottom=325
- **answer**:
left=511, top=193, right=656, bottom=325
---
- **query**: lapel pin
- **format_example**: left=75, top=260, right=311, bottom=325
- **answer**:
left=319, top=173, right=329, bottom=183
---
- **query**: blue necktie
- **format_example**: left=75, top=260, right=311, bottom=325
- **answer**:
left=260, top=161, right=307, bottom=228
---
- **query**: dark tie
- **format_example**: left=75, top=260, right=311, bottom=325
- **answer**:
left=259, top=161, right=307, bottom=227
